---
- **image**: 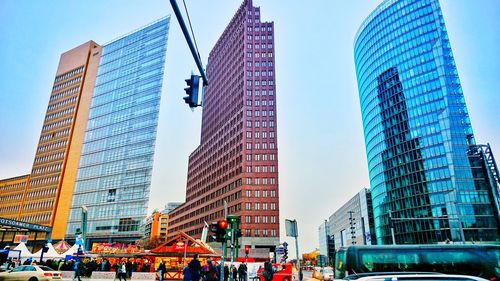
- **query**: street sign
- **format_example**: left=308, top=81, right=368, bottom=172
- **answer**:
left=285, top=219, right=298, bottom=237
left=276, top=246, right=285, bottom=254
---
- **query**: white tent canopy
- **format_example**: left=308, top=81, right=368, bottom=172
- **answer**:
left=32, top=242, right=63, bottom=259
left=62, top=243, right=80, bottom=256
left=13, top=242, right=32, bottom=258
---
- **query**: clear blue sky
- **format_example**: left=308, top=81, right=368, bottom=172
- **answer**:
left=1, top=0, right=499, bottom=253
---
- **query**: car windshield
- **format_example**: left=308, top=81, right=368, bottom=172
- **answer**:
left=38, top=266, right=56, bottom=271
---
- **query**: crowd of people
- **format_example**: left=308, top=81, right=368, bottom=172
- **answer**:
left=176, top=254, right=251, bottom=281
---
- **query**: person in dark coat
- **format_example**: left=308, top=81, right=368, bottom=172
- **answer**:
left=224, top=264, right=229, bottom=281
left=263, top=261, right=273, bottom=281
left=231, top=265, right=238, bottom=281
left=238, top=263, right=247, bottom=281
left=188, top=254, right=203, bottom=281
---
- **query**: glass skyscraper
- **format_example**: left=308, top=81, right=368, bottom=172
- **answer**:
left=66, top=17, right=170, bottom=244
left=355, top=0, right=499, bottom=244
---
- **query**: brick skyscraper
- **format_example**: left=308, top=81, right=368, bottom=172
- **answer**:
left=169, top=0, right=280, bottom=250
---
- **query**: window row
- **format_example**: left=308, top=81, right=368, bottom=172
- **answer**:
left=247, top=26, right=273, bottom=32
left=246, top=52, right=274, bottom=58
left=0, top=205, right=20, bottom=214
left=42, top=117, right=73, bottom=132
left=31, top=162, right=62, bottom=175
left=245, top=215, right=277, bottom=224
left=29, top=175, right=59, bottom=187
left=246, top=89, right=274, bottom=96
left=246, top=100, right=275, bottom=106
left=245, top=131, right=276, bottom=139
left=21, top=213, right=51, bottom=224
left=246, top=80, right=275, bottom=86
left=245, top=142, right=276, bottom=151
left=45, top=107, right=75, bottom=121
left=245, top=202, right=277, bottom=210
left=52, top=76, right=82, bottom=92
left=244, top=177, right=277, bottom=185
left=246, top=44, right=273, bottom=50
left=243, top=229, right=278, bottom=237
left=244, top=189, right=277, bottom=198
left=245, top=120, right=275, bottom=128
left=247, top=35, right=272, bottom=41
left=247, top=61, right=273, bottom=68
left=37, top=140, right=67, bottom=153
left=247, top=70, right=274, bottom=77
left=47, top=96, right=77, bottom=112
left=0, top=194, right=22, bottom=202
left=245, top=153, right=276, bottom=162
left=245, top=110, right=275, bottom=117
left=49, top=86, right=79, bottom=102
left=0, top=182, right=26, bottom=192
left=34, top=151, right=65, bottom=164
left=54, top=66, right=84, bottom=83
left=39, top=128, right=70, bottom=142
left=26, top=188, right=56, bottom=199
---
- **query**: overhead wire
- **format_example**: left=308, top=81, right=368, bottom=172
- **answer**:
left=182, top=0, right=203, bottom=64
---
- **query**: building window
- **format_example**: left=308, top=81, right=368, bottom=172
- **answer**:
left=246, top=216, right=251, bottom=223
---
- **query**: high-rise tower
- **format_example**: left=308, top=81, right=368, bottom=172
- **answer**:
left=355, top=0, right=500, bottom=244
left=168, top=0, right=280, bottom=250
left=0, top=41, right=102, bottom=242
left=66, top=17, right=170, bottom=245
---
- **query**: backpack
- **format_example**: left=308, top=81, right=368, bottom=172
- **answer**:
left=262, top=269, right=271, bottom=280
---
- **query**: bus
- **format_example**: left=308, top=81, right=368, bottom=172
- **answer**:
left=335, top=244, right=500, bottom=280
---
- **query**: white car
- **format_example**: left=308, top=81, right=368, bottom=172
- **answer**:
left=0, top=265, right=62, bottom=281
left=352, top=273, right=489, bottom=281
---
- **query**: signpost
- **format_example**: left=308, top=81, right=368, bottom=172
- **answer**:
left=285, top=219, right=301, bottom=281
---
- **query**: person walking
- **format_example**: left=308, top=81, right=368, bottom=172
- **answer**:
left=188, top=254, right=202, bottom=281
left=158, top=261, right=167, bottom=281
left=118, top=262, right=127, bottom=281
left=73, top=260, right=82, bottom=281
left=262, top=261, right=273, bottom=281
left=205, top=260, right=218, bottom=281
left=238, top=263, right=247, bottom=281
left=224, top=264, right=229, bottom=281
left=231, top=265, right=238, bottom=281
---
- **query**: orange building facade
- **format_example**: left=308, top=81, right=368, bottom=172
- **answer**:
left=0, top=41, right=102, bottom=242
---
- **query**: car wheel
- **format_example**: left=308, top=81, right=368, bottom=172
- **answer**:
left=29, top=277, right=38, bottom=281
left=283, top=278, right=290, bottom=281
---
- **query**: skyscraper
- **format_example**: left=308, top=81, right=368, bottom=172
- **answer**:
left=168, top=0, right=279, bottom=250
left=355, top=0, right=500, bottom=244
left=66, top=17, right=170, bottom=245
left=0, top=41, right=102, bottom=242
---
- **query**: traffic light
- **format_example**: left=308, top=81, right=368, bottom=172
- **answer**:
left=210, top=219, right=229, bottom=242
left=183, top=74, right=201, bottom=108
left=244, top=245, right=251, bottom=256
left=282, top=242, right=288, bottom=261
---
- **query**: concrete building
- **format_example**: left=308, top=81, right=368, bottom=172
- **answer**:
left=355, top=0, right=500, bottom=244
left=326, top=188, right=375, bottom=250
left=0, top=17, right=170, bottom=248
left=0, top=41, right=102, bottom=243
left=168, top=0, right=279, bottom=251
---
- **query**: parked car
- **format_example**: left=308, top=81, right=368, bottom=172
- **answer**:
left=0, top=265, right=62, bottom=281
left=351, top=273, right=488, bottom=281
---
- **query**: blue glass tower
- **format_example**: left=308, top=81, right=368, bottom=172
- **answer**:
left=66, top=17, right=170, bottom=243
left=355, top=0, right=499, bottom=244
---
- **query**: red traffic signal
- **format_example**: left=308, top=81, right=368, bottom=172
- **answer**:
left=245, top=245, right=251, bottom=255
left=218, top=219, right=228, bottom=230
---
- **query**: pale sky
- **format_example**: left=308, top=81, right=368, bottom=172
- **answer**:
left=0, top=0, right=499, bottom=254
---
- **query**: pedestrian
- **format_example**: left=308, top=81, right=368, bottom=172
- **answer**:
left=262, top=261, right=273, bottom=281
left=158, top=261, right=166, bottom=281
left=188, top=254, right=202, bottom=281
left=73, top=260, right=82, bottom=281
left=183, top=266, right=192, bottom=281
left=231, top=265, right=238, bottom=281
left=224, top=264, right=229, bottom=281
left=205, top=260, right=217, bottom=281
left=118, top=262, right=127, bottom=281
left=238, top=262, right=247, bottom=281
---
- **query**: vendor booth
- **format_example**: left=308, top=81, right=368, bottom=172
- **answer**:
left=150, top=232, right=217, bottom=280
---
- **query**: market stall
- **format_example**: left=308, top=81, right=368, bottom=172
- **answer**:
left=150, top=232, right=217, bottom=280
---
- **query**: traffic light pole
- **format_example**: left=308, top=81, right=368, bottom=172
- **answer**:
left=169, top=0, right=208, bottom=85
left=220, top=241, right=225, bottom=281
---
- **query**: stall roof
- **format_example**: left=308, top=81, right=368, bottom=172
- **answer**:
left=151, top=232, right=216, bottom=255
